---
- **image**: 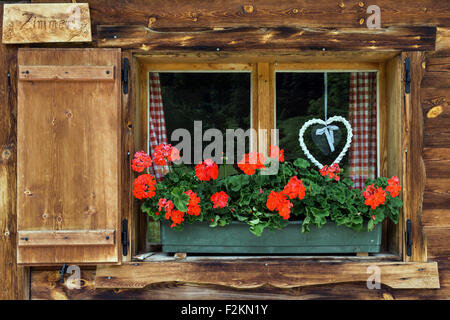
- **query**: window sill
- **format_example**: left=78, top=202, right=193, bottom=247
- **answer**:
left=95, top=254, right=440, bottom=289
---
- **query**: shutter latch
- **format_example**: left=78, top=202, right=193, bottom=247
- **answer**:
left=122, top=57, right=129, bottom=94
left=404, top=56, right=411, bottom=94
left=406, top=219, right=412, bottom=257
left=122, top=219, right=129, bottom=256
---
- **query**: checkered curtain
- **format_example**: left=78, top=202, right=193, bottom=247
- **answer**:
left=348, top=72, right=377, bottom=189
left=148, top=72, right=170, bottom=181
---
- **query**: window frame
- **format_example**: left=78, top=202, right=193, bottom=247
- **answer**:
left=135, top=57, right=399, bottom=257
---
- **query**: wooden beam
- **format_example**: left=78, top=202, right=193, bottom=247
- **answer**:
left=256, top=62, right=274, bottom=154
left=97, top=26, right=436, bottom=52
left=17, top=230, right=115, bottom=247
left=436, top=28, right=450, bottom=52
left=95, top=260, right=440, bottom=289
left=18, top=65, right=115, bottom=81
left=422, top=53, right=450, bottom=89
left=32, top=0, right=450, bottom=29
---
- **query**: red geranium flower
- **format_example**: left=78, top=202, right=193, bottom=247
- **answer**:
left=152, top=143, right=181, bottom=165
left=132, top=174, right=157, bottom=200
left=266, top=190, right=293, bottom=220
left=185, top=190, right=201, bottom=216
left=156, top=198, right=174, bottom=216
left=168, top=210, right=185, bottom=228
left=386, top=176, right=401, bottom=197
left=363, top=184, right=386, bottom=210
left=320, top=163, right=341, bottom=181
left=269, top=145, right=285, bottom=163
left=195, top=159, right=219, bottom=181
left=131, top=151, right=152, bottom=172
left=282, top=176, right=306, bottom=200
left=238, top=152, right=266, bottom=175
left=211, top=191, right=229, bottom=209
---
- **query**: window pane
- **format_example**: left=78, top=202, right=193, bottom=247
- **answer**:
left=158, top=72, right=251, bottom=164
left=276, top=72, right=377, bottom=185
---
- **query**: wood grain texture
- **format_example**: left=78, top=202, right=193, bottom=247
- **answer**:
left=422, top=52, right=450, bottom=88
left=97, top=25, right=436, bottom=52
left=401, top=52, right=427, bottom=263
left=2, top=3, right=91, bottom=44
left=121, top=50, right=135, bottom=262
left=17, top=48, right=122, bottom=265
left=18, top=65, right=114, bottom=81
left=95, top=260, right=439, bottom=290
left=0, top=3, right=29, bottom=299
left=436, top=28, right=450, bottom=52
left=423, top=148, right=450, bottom=179
left=384, top=55, right=403, bottom=255
left=256, top=62, right=274, bottom=154
left=31, top=0, right=450, bottom=29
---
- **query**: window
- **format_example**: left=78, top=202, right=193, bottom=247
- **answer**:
left=139, top=61, right=388, bottom=254
left=94, top=53, right=439, bottom=290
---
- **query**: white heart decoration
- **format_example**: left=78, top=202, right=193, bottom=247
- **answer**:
left=298, top=116, right=353, bottom=169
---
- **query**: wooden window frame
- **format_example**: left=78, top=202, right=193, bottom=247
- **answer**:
left=109, top=51, right=438, bottom=290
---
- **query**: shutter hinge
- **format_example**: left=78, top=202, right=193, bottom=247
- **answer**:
left=406, top=219, right=412, bottom=257
left=121, top=219, right=129, bottom=256
left=122, top=57, right=129, bottom=94
left=404, top=56, right=411, bottom=94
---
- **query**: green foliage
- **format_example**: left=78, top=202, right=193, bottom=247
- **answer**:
left=141, top=158, right=402, bottom=237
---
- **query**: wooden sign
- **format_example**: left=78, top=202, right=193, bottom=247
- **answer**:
left=2, top=3, right=92, bottom=44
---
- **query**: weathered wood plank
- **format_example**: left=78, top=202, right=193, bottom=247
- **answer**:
left=18, top=230, right=115, bottom=247
left=18, top=65, right=115, bottom=81
left=2, top=3, right=92, bottom=44
left=95, top=261, right=440, bottom=290
left=97, top=25, right=436, bottom=51
left=385, top=55, right=403, bottom=255
left=422, top=87, right=449, bottom=140
left=422, top=209, right=450, bottom=228
left=424, top=227, right=450, bottom=258
left=31, top=257, right=450, bottom=300
left=0, top=3, right=29, bottom=299
left=401, top=52, right=427, bottom=262
left=423, top=148, right=450, bottom=180
left=422, top=53, right=450, bottom=88
left=32, top=0, right=450, bottom=28
left=436, top=27, right=450, bottom=52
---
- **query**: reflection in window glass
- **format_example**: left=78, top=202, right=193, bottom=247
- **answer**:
left=276, top=72, right=377, bottom=183
left=159, top=72, right=251, bottom=164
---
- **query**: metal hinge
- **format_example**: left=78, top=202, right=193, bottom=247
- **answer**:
left=122, top=57, right=129, bottom=94
left=121, top=219, right=129, bottom=256
left=404, top=56, right=411, bottom=94
left=406, top=219, right=412, bottom=257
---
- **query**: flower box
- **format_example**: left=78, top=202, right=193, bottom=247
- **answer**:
left=161, top=220, right=382, bottom=254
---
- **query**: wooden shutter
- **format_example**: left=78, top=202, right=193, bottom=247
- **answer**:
left=17, top=48, right=122, bottom=265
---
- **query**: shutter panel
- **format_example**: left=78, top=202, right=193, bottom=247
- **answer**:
left=17, top=48, right=122, bottom=265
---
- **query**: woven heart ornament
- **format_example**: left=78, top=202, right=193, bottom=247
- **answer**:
left=298, top=115, right=353, bottom=169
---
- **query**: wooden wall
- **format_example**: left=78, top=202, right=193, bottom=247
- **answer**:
left=0, top=0, right=449, bottom=299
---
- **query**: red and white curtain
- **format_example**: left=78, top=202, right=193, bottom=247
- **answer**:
left=348, top=72, right=377, bottom=189
left=148, top=72, right=169, bottom=181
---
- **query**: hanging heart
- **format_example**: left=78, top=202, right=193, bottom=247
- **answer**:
left=298, top=116, right=353, bottom=169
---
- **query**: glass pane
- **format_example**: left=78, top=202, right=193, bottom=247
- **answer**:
left=276, top=72, right=377, bottom=181
left=159, top=72, right=251, bottom=165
